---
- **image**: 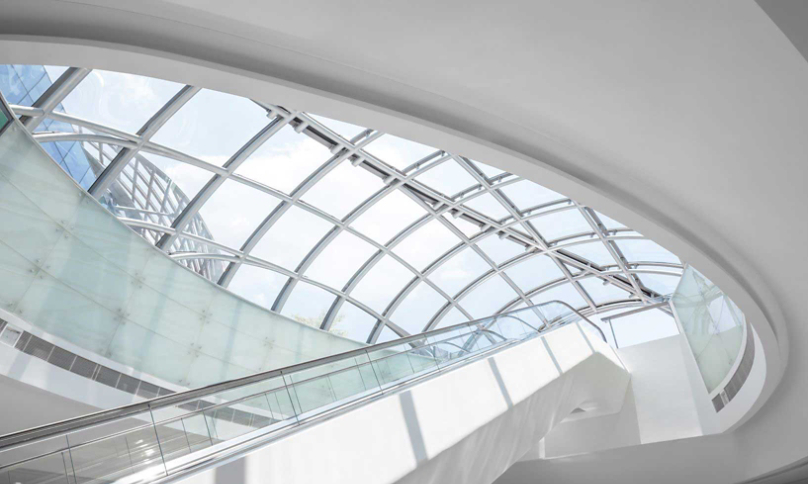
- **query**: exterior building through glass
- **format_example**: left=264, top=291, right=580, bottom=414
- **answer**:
left=0, top=64, right=686, bottom=344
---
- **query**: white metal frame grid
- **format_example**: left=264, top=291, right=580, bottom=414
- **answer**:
left=8, top=66, right=684, bottom=343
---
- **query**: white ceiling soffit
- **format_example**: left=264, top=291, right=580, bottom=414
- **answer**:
left=0, top=1, right=806, bottom=482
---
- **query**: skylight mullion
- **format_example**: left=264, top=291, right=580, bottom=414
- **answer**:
left=320, top=211, right=471, bottom=332
left=342, top=227, right=468, bottom=339
left=39, top=110, right=142, bottom=143
left=219, top=131, right=384, bottom=289
left=314, top=186, right=472, bottom=341
left=220, top=256, right=393, bottom=327
left=33, top=132, right=138, bottom=150
left=156, top=114, right=292, bottom=250
left=453, top=155, right=600, bottom=313
left=291, top=122, right=538, bottom=254
left=451, top=156, right=575, bottom=314
left=396, top=186, right=520, bottom=331
left=400, top=150, right=447, bottom=175
left=577, top=204, right=651, bottom=302
left=22, top=67, right=90, bottom=132
left=87, top=85, right=201, bottom=198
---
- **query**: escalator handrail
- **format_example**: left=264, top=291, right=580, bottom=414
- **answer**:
left=0, top=300, right=594, bottom=450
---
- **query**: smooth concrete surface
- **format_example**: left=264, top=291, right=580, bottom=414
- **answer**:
left=175, top=324, right=628, bottom=484
left=0, top=342, right=139, bottom=435
left=535, top=334, right=702, bottom=459
left=0, top=2, right=805, bottom=482
left=532, top=384, right=641, bottom=460
left=619, top=334, right=703, bottom=443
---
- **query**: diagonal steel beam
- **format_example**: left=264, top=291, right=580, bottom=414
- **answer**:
left=22, top=67, right=90, bottom=132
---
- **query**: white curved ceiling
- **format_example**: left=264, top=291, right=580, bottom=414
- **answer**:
left=0, top=1, right=805, bottom=482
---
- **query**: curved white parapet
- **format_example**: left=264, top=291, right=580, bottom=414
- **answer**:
left=0, top=107, right=364, bottom=390
left=177, top=323, right=629, bottom=484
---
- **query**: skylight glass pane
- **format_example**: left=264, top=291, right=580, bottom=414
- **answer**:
left=305, top=231, right=377, bottom=290
left=39, top=141, right=93, bottom=187
left=461, top=276, right=519, bottom=319
left=504, top=254, right=564, bottom=292
left=415, top=159, right=477, bottom=197
left=364, top=134, right=438, bottom=171
left=441, top=212, right=481, bottom=238
left=530, top=209, right=591, bottom=242
left=250, top=206, right=334, bottom=271
left=579, top=277, right=632, bottom=305
left=281, top=281, right=336, bottom=329
left=197, top=179, right=281, bottom=249
left=470, top=160, right=504, bottom=178
left=332, top=302, right=378, bottom=342
left=61, top=70, right=182, bottom=134
left=151, top=88, right=268, bottom=165
left=531, top=283, right=587, bottom=310
left=0, top=65, right=43, bottom=106
left=391, top=282, right=448, bottom=334
left=476, top=233, right=524, bottom=265
left=44, top=65, right=68, bottom=80
left=393, top=219, right=461, bottom=271
left=138, top=153, right=212, bottom=202
left=310, top=114, right=367, bottom=140
left=500, top=180, right=566, bottom=211
left=350, top=255, right=413, bottom=314
left=301, top=160, right=384, bottom=219
left=235, top=124, right=331, bottom=194
left=434, top=307, right=469, bottom=329
left=227, top=265, right=288, bottom=309
left=639, top=273, right=681, bottom=296
left=616, top=240, right=680, bottom=264
left=350, top=189, right=426, bottom=244
left=462, top=193, right=511, bottom=221
left=595, top=211, right=627, bottom=230
left=429, top=248, right=490, bottom=297
left=565, top=242, right=616, bottom=266
left=376, top=325, right=399, bottom=343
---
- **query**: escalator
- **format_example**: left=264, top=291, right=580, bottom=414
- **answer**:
left=0, top=302, right=628, bottom=484
left=0, top=87, right=629, bottom=484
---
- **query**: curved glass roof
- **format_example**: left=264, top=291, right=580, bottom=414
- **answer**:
left=0, top=64, right=684, bottom=343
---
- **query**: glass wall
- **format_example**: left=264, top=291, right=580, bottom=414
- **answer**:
left=0, top=101, right=364, bottom=390
left=671, top=265, right=746, bottom=393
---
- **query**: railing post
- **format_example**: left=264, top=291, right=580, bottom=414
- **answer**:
left=281, top=373, right=301, bottom=424
left=148, top=406, right=170, bottom=478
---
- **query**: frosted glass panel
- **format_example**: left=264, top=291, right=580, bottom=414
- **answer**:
left=0, top=116, right=365, bottom=390
left=672, top=265, right=746, bottom=393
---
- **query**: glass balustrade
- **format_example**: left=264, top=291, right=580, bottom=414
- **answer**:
left=0, top=301, right=604, bottom=484
left=0, top=93, right=609, bottom=484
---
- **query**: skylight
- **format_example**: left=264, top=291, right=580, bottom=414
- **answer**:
left=2, top=64, right=687, bottom=344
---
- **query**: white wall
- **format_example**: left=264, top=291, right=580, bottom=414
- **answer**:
left=621, top=334, right=703, bottom=443
left=536, top=333, right=702, bottom=459
left=539, top=385, right=641, bottom=458
left=174, top=324, right=628, bottom=484
left=0, top=3, right=794, bottom=481
left=0, top=342, right=141, bottom=435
